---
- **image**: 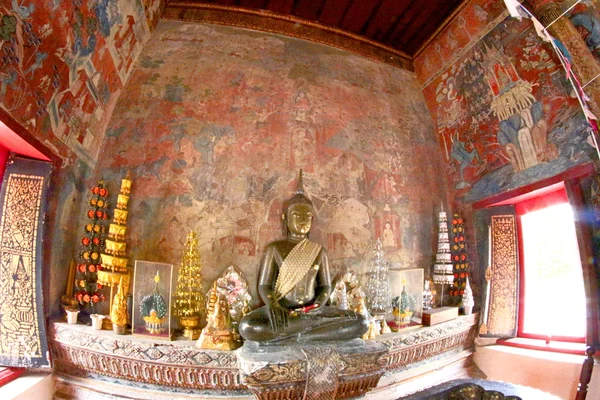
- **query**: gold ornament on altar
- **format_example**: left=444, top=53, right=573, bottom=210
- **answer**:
left=349, top=285, right=379, bottom=340
left=205, top=265, right=252, bottom=342
left=172, top=231, right=206, bottom=340
left=98, top=173, right=133, bottom=318
left=141, top=272, right=169, bottom=335
left=196, top=282, right=240, bottom=350
left=110, top=277, right=128, bottom=334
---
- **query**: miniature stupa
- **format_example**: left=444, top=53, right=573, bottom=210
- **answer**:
left=433, top=205, right=454, bottom=285
left=433, top=204, right=454, bottom=305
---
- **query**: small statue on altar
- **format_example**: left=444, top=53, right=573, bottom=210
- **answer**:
left=350, top=288, right=379, bottom=340
left=239, top=171, right=369, bottom=344
left=197, top=282, right=240, bottom=350
left=110, top=277, right=128, bottom=334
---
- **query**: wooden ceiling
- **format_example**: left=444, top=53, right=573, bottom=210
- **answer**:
left=163, top=0, right=466, bottom=70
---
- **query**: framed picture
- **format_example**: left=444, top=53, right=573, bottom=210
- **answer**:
left=132, top=260, right=173, bottom=340
left=389, top=268, right=424, bottom=321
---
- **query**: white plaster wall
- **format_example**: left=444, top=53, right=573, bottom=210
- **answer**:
left=474, top=345, right=599, bottom=400
left=0, top=372, right=54, bottom=400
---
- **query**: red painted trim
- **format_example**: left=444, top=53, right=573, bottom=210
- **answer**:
left=0, top=143, right=8, bottom=192
left=516, top=198, right=526, bottom=339
left=0, top=367, right=25, bottom=387
left=497, top=338, right=587, bottom=356
left=517, top=332, right=586, bottom=343
left=0, top=108, right=62, bottom=167
left=473, top=163, right=596, bottom=210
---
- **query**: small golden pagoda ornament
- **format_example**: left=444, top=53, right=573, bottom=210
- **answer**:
left=98, top=174, right=133, bottom=321
left=172, top=231, right=205, bottom=340
left=196, top=282, right=240, bottom=350
left=110, top=277, right=128, bottom=334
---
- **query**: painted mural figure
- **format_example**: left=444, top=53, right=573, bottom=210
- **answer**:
left=382, top=221, right=396, bottom=248
left=451, top=133, right=481, bottom=189
left=496, top=101, right=553, bottom=172
left=570, top=7, right=600, bottom=56
left=239, top=171, right=369, bottom=344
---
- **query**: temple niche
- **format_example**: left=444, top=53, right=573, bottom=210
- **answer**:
left=2, top=0, right=600, bottom=398
left=46, top=15, right=469, bottom=400
left=90, top=20, right=443, bottom=298
left=374, top=206, right=402, bottom=252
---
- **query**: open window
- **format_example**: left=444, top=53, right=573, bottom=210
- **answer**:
left=515, top=185, right=586, bottom=342
left=475, top=170, right=599, bottom=354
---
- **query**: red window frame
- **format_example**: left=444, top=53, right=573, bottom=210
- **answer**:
left=0, top=367, right=25, bottom=387
left=515, top=185, right=586, bottom=344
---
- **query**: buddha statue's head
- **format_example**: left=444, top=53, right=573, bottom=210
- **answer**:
left=283, top=170, right=314, bottom=236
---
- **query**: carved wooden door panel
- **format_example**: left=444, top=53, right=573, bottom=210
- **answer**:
left=0, top=155, right=52, bottom=367
left=476, top=205, right=519, bottom=338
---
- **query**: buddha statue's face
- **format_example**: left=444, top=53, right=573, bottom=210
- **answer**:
left=286, top=203, right=313, bottom=236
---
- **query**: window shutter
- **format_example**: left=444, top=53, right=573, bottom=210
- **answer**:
left=571, top=176, right=600, bottom=349
left=0, top=155, right=52, bottom=367
left=477, top=205, right=519, bottom=338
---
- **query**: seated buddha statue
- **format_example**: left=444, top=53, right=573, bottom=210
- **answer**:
left=239, top=171, right=369, bottom=344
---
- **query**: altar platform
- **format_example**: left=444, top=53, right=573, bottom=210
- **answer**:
left=51, top=313, right=481, bottom=399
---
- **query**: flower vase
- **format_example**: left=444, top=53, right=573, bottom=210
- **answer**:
left=90, top=314, right=105, bottom=330
left=112, top=324, right=127, bottom=335
left=66, top=310, right=79, bottom=324
left=180, top=315, right=201, bottom=340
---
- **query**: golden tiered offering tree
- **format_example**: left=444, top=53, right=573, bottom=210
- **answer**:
left=73, top=180, right=109, bottom=313
left=98, top=174, right=132, bottom=321
left=172, top=231, right=205, bottom=340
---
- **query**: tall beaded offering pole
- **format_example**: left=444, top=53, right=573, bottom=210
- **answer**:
left=433, top=205, right=454, bottom=306
left=73, top=181, right=109, bottom=313
left=97, top=174, right=132, bottom=327
left=450, top=212, right=469, bottom=300
left=364, top=238, right=392, bottom=333
left=172, top=231, right=206, bottom=340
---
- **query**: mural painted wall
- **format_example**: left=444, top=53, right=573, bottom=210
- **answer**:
left=0, top=1, right=163, bottom=314
left=90, top=20, right=447, bottom=302
left=567, top=0, right=600, bottom=64
left=415, top=0, right=594, bottom=204
left=0, top=0, right=163, bottom=166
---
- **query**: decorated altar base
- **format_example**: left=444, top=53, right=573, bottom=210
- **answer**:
left=238, top=340, right=387, bottom=400
left=51, top=314, right=481, bottom=399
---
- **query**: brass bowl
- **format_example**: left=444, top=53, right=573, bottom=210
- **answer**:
left=179, top=315, right=201, bottom=340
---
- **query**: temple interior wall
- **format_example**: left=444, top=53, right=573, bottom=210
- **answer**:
left=0, top=2, right=598, bottom=397
left=413, top=0, right=597, bottom=311
left=83, top=19, right=447, bottom=311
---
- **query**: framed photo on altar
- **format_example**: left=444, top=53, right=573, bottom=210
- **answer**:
left=132, top=260, right=174, bottom=340
left=389, top=268, right=424, bottom=321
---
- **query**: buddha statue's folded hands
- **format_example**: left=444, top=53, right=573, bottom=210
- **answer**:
left=265, top=299, right=289, bottom=331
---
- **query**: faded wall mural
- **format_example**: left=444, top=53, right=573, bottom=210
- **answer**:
left=0, top=1, right=163, bottom=314
left=416, top=1, right=593, bottom=203
left=568, top=0, right=600, bottom=64
left=0, top=0, right=162, bottom=166
left=89, top=20, right=447, bottom=301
